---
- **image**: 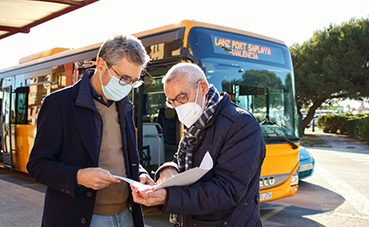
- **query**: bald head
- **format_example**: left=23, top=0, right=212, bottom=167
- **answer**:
left=162, top=63, right=208, bottom=89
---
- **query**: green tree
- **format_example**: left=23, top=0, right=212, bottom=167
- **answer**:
left=290, top=18, right=369, bottom=131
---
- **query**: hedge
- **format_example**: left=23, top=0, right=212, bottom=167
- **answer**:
left=317, top=113, right=369, bottom=143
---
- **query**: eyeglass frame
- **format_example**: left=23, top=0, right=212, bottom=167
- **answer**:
left=165, top=79, right=202, bottom=108
left=105, top=61, right=144, bottom=88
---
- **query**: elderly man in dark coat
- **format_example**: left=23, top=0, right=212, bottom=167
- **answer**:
left=132, top=62, right=266, bottom=227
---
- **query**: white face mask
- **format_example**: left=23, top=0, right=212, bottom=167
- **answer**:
left=100, top=62, right=132, bottom=101
left=175, top=83, right=205, bottom=128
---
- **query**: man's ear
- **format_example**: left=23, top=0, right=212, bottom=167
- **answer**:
left=95, top=57, right=106, bottom=73
left=200, top=81, right=209, bottom=95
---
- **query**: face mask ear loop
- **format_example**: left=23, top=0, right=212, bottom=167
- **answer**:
left=103, top=61, right=113, bottom=84
left=194, top=81, right=200, bottom=104
left=195, top=81, right=206, bottom=110
left=201, top=89, right=206, bottom=110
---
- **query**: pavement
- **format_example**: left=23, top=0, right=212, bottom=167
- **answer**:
left=0, top=168, right=170, bottom=227
left=302, top=129, right=369, bottom=151
left=0, top=169, right=44, bottom=227
left=0, top=131, right=368, bottom=226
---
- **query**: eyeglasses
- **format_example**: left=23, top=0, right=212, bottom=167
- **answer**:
left=165, top=79, right=201, bottom=108
left=105, top=61, right=144, bottom=88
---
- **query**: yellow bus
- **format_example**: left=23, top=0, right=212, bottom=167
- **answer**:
left=0, top=20, right=299, bottom=202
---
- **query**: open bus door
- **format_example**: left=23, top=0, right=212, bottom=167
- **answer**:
left=1, top=86, right=13, bottom=170
left=135, top=62, right=182, bottom=172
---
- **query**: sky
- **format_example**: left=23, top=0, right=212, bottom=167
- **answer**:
left=0, top=0, right=368, bottom=106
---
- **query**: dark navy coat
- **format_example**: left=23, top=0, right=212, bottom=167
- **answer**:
left=27, top=70, right=146, bottom=227
left=162, top=93, right=266, bottom=226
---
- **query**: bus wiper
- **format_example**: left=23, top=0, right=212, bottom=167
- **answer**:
left=263, top=135, right=298, bottom=150
left=279, top=136, right=298, bottom=149
left=261, top=119, right=298, bottom=149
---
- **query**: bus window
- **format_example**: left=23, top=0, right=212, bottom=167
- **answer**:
left=27, top=75, right=51, bottom=125
left=141, top=29, right=184, bottom=61
left=200, top=60, right=298, bottom=141
left=15, top=87, right=28, bottom=124
left=51, top=63, right=75, bottom=92
left=74, top=58, right=96, bottom=82
left=141, top=68, right=168, bottom=122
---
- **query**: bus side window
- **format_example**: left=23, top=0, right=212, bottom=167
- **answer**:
left=27, top=75, right=51, bottom=125
left=15, top=87, right=29, bottom=124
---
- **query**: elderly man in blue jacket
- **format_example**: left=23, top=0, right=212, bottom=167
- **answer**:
left=27, top=35, right=154, bottom=227
left=132, top=62, right=266, bottom=226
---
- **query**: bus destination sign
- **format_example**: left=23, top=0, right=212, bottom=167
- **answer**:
left=213, top=36, right=271, bottom=60
left=211, top=35, right=284, bottom=64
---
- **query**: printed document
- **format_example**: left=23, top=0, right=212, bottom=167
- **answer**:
left=114, top=151, right=213, bottom=191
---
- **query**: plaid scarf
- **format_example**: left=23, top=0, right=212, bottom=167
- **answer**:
left=175, top=84, right=220, bottom=172
left=170, top=84, right=220, bottom=225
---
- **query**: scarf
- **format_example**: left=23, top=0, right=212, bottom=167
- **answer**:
left=169, top=84, right=220, bottom=226
left=175, top=84, right=220, bottom=172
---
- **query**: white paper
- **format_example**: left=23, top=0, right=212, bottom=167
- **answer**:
left=113, top=175, right=153, bottom=191
left=114, top=151, right=213, bottom=191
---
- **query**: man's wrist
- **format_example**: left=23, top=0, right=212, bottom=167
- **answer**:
left=154, top=162, right=179, bottom=181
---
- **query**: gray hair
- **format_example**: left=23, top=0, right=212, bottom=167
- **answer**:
left=162, top=63, right=208, bottom=86
left=97, top=34, right=150, bottom=67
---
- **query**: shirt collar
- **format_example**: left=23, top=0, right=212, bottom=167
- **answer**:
left=90, top=82, right=114, bottom=107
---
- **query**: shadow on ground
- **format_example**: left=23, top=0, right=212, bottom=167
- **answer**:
left=261, top=181, right=345, bottom=226
left=0, top=168, right=45, bottom=193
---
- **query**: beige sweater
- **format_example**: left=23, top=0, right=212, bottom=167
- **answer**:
left=93, top=100, right=129, bottom=215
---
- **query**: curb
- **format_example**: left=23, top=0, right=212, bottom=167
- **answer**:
left=301, top=144, right=332, bottom=148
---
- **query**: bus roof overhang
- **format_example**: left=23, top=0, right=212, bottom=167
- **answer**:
left=0, top=0, right=99, bottom=40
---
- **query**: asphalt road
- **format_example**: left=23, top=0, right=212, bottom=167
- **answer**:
left=261, top=131, right=369, bottom=226
left=1, top=131, right=368, bottom=226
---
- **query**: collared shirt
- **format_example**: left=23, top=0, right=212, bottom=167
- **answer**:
left=90, top=80, right=114, bottom=107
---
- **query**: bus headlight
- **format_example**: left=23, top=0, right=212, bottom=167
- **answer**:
left=290, top=171, right=299, bottom=186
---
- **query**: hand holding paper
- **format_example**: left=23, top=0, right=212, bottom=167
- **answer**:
left=154, top=151, right=213, bottom=190
left=115, top=151, right=213, bottom=191
left=128, top=151, right=213, bottom=207
left=156, top=167, right=179, bottom=184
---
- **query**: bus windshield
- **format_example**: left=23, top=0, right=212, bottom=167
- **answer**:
left=203, top=58, right=297, bottom=140
left=187, top=27, right=298, bottom=141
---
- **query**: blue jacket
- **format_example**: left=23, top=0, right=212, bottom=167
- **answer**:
left=162, top=93, right=266, bottom=226
left=27, top=70, right=146, bottom=227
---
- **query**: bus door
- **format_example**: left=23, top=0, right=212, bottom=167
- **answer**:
left=135, top=62, right=181, bottom=171
left=1, top=86, right=13, bottom=170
